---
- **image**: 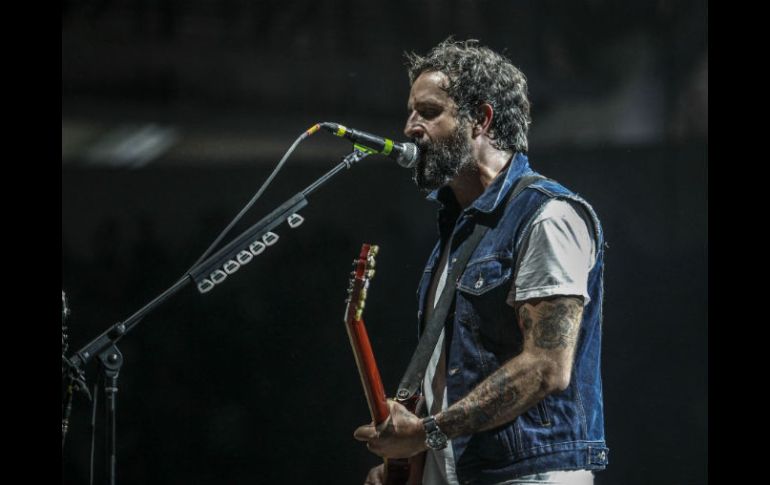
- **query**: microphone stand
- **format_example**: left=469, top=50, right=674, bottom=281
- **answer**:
left=62, top=147, right=373, bottom=484
left=62, top=356, right=91, bottom=449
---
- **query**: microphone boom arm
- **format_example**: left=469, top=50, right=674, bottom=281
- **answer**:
left=65, top=146, right=373, bottom=372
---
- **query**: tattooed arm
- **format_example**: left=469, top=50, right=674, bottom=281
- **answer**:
left=434, top=295, right=583, bottom=439
left=353, top=296, right=583, bottom=458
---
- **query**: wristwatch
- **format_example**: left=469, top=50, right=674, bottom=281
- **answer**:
left=422, top=415, right=448, bottom=450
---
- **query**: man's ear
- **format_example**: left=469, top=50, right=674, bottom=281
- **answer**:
left=472, top=103, right=494, bottom=138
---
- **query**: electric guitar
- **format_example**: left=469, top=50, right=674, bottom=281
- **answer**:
left=343, top=244, right=423, bottom=485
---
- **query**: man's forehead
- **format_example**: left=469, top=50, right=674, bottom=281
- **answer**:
left=414, top=70, right=449, bottom=87
left=408, top=71, right=451, bottom=104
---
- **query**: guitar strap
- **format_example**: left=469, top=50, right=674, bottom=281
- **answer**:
left=395, top=174, right=546, bottom=402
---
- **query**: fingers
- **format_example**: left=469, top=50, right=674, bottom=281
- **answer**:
left=366, top=440, right=385, bottom=457
left=375, top=415, right=394, bottom=433
left=356, top=420, right=386, bottom=458
left=354, top=423, right=378, bottom=441
left=387, top=399, right=413, bottom=419
left=363, top=463, right=385, bottom=485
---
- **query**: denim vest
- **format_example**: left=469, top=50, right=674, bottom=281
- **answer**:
left=416, top=153, right=608, bottom=483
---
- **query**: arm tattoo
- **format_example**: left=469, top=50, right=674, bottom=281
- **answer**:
left=518, top=297, right=582, bottom=349
left=436, top=296, right=583, bottom=439
left=520, top=306, right=534, bottom=331
left=437, top=365, right=523, bottom=438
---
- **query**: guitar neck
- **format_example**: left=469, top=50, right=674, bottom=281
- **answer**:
left=343, top=244, right=424, bottom=485
left=345, top=317, right=389, bottom=424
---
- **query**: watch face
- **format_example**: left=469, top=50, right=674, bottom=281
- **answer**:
left=427, top=431, right=448, bottom=450
left=423, top=416, right=448, bottom=450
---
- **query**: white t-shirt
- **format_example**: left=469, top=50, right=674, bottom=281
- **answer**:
left=421, top=199, right=596, bottom=485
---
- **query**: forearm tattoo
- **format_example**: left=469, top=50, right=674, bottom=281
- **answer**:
left=435, top=296, right=583, bottom=439
left=437, top=364, right=525, bottom=438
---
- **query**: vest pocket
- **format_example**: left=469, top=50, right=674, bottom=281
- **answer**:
left=457, top=257, right=512, bottom=296
left=456, top=257, right=519, bottom=358
left=472, top=425, right=517, bottom=461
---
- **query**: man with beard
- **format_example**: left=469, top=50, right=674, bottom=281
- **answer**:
left=354, top=39, right=608, bottom=485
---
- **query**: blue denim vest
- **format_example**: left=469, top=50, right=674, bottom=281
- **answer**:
left=416, top=153, right=608, bottom=484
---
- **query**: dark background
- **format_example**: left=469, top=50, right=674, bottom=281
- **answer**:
left=62, top=1, right=708, bottom=484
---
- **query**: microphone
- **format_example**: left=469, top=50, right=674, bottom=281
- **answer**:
left=319, top=122, right=418, bottom=168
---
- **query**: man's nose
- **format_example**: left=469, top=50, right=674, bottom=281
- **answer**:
left=404, top=112, right=425, bottom=140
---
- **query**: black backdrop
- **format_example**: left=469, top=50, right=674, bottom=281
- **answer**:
left=62, top=0, right=707, bottom=482
left=63, top=142, right=706, bottom=484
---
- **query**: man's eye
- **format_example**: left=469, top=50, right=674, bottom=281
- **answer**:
left=420, top=109, right=440, bottom=119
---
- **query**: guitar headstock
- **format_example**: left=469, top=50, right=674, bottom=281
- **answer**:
left=345, top=244, right=379, bottom=322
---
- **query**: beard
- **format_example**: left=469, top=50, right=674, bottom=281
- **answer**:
left=413, top=122, right=475, bottom=191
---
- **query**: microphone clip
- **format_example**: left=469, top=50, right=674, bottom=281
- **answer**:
left=343, top=145, right=374, bottom=168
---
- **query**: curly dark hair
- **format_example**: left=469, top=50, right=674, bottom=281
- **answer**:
left=405, top=38, right=531, bottom=153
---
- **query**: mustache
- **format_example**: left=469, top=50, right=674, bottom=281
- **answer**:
left=414, top=138, right=441, bottom=160
left=413, top=138, right=431, bottom=152
left=410, top=128, right=475, bottom=192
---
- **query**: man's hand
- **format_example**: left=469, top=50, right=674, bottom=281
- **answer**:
left=363, top=464, right=384, bottom=485
left=354, top=399, right=428, bottom=459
